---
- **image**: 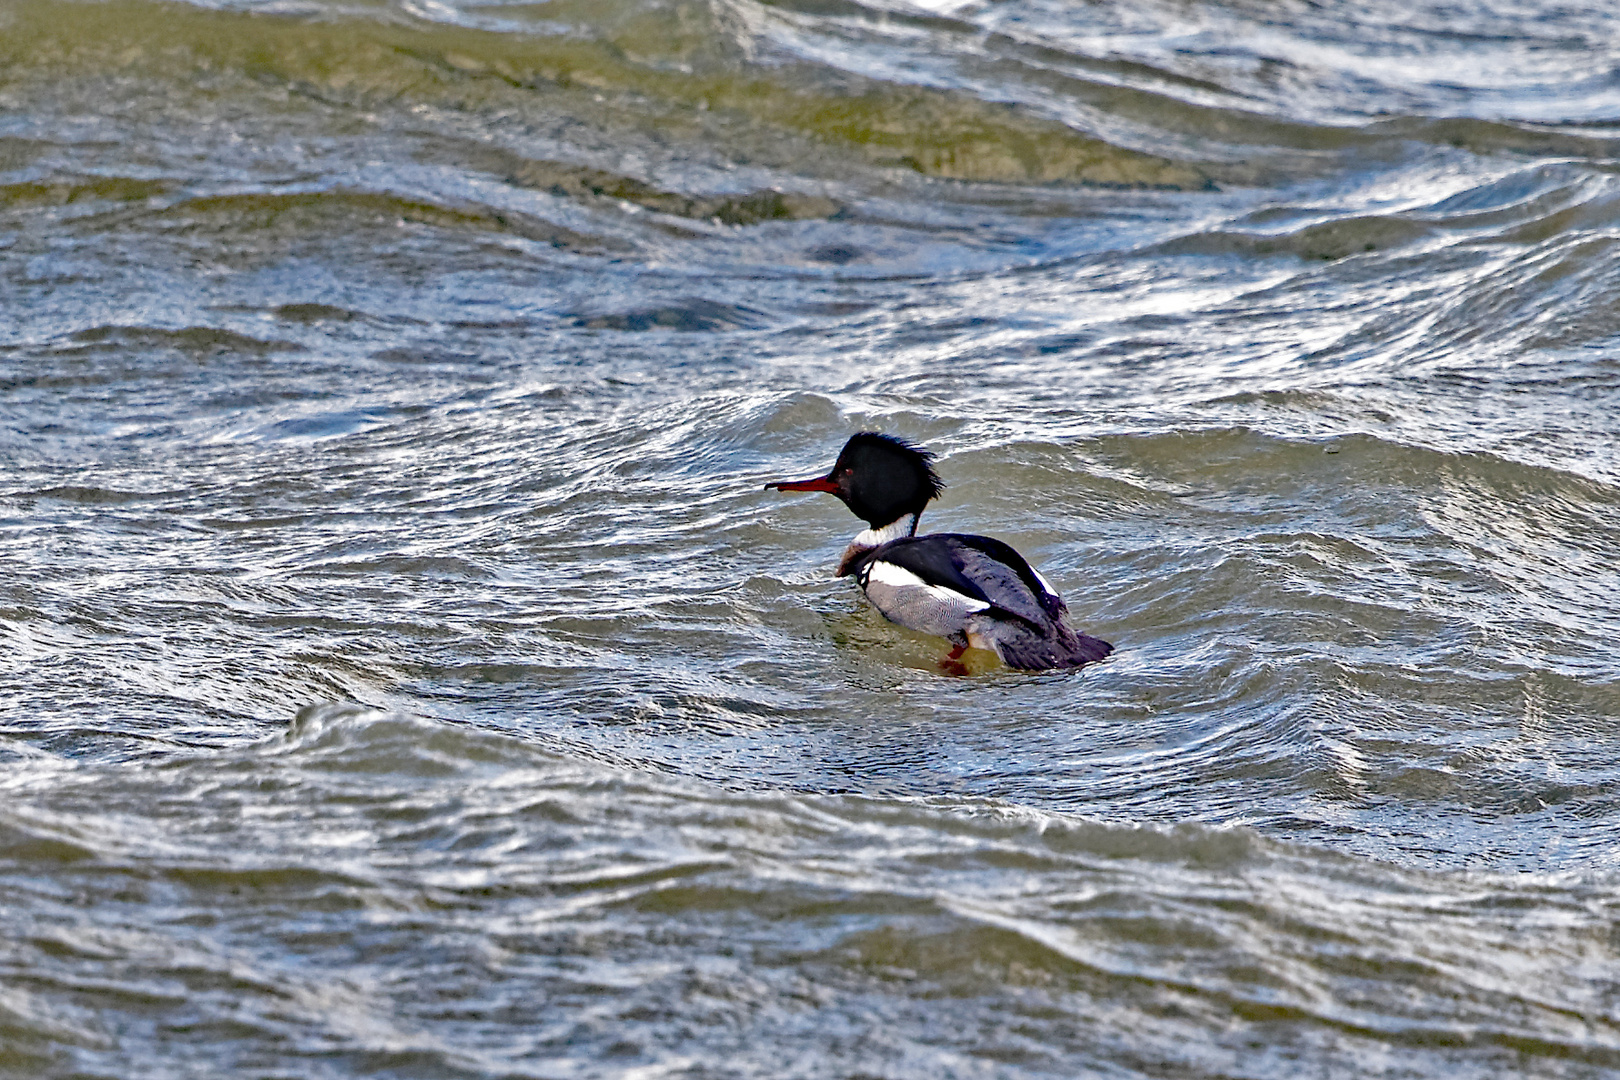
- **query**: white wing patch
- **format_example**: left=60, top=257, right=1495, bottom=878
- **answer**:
left=865, top=559, right=991, bottom=612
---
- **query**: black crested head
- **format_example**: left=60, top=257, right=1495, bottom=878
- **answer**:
left=764, top=431, right=944, bottom=529
left=830, top=431, right=944, bottom=529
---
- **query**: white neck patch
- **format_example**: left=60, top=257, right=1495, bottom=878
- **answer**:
left=850, top=514, right=918, bottom=550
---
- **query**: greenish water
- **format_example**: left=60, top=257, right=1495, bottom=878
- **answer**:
left=2, top=1, right=1618, bottom=1076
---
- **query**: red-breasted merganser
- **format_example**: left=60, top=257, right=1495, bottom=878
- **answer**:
left=766, top=432, right=1112, bottom=671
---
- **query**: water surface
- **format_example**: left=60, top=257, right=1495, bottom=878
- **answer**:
left=2, top=0, right=1619, bottom=1076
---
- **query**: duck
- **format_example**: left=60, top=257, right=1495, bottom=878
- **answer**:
left=765, top=432, right=1112, bottom=671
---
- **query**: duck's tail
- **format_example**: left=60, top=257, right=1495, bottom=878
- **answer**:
left=981, top=616, right=1113, bottom=671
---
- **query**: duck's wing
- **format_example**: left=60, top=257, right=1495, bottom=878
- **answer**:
left=870, top=533, right=1060, bottom=628
left=857, top=534, right=1112, bottom=669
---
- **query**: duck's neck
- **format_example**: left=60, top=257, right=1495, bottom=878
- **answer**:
left=854, top=513, right=919, bottom=547
left=836, top=513, right=918, bottom=577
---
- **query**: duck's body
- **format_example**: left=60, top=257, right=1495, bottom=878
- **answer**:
left=767, top=433, right=1112, bottom=671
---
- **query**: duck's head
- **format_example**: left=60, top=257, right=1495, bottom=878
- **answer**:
left=765, top=432, right=944, bottom=531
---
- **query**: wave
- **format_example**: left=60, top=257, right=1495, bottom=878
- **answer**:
left=1, top=704, right=1616, bottom=1076
left=0, top=175, right=174, bottom=209
left=0, top=0, right=1210, bottom=188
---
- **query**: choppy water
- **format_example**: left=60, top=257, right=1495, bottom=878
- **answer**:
left=3, top=0, right=1620, bottom=1076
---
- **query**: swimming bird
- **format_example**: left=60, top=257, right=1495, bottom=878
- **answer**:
left=765, top=432, right=1112, bottom=671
